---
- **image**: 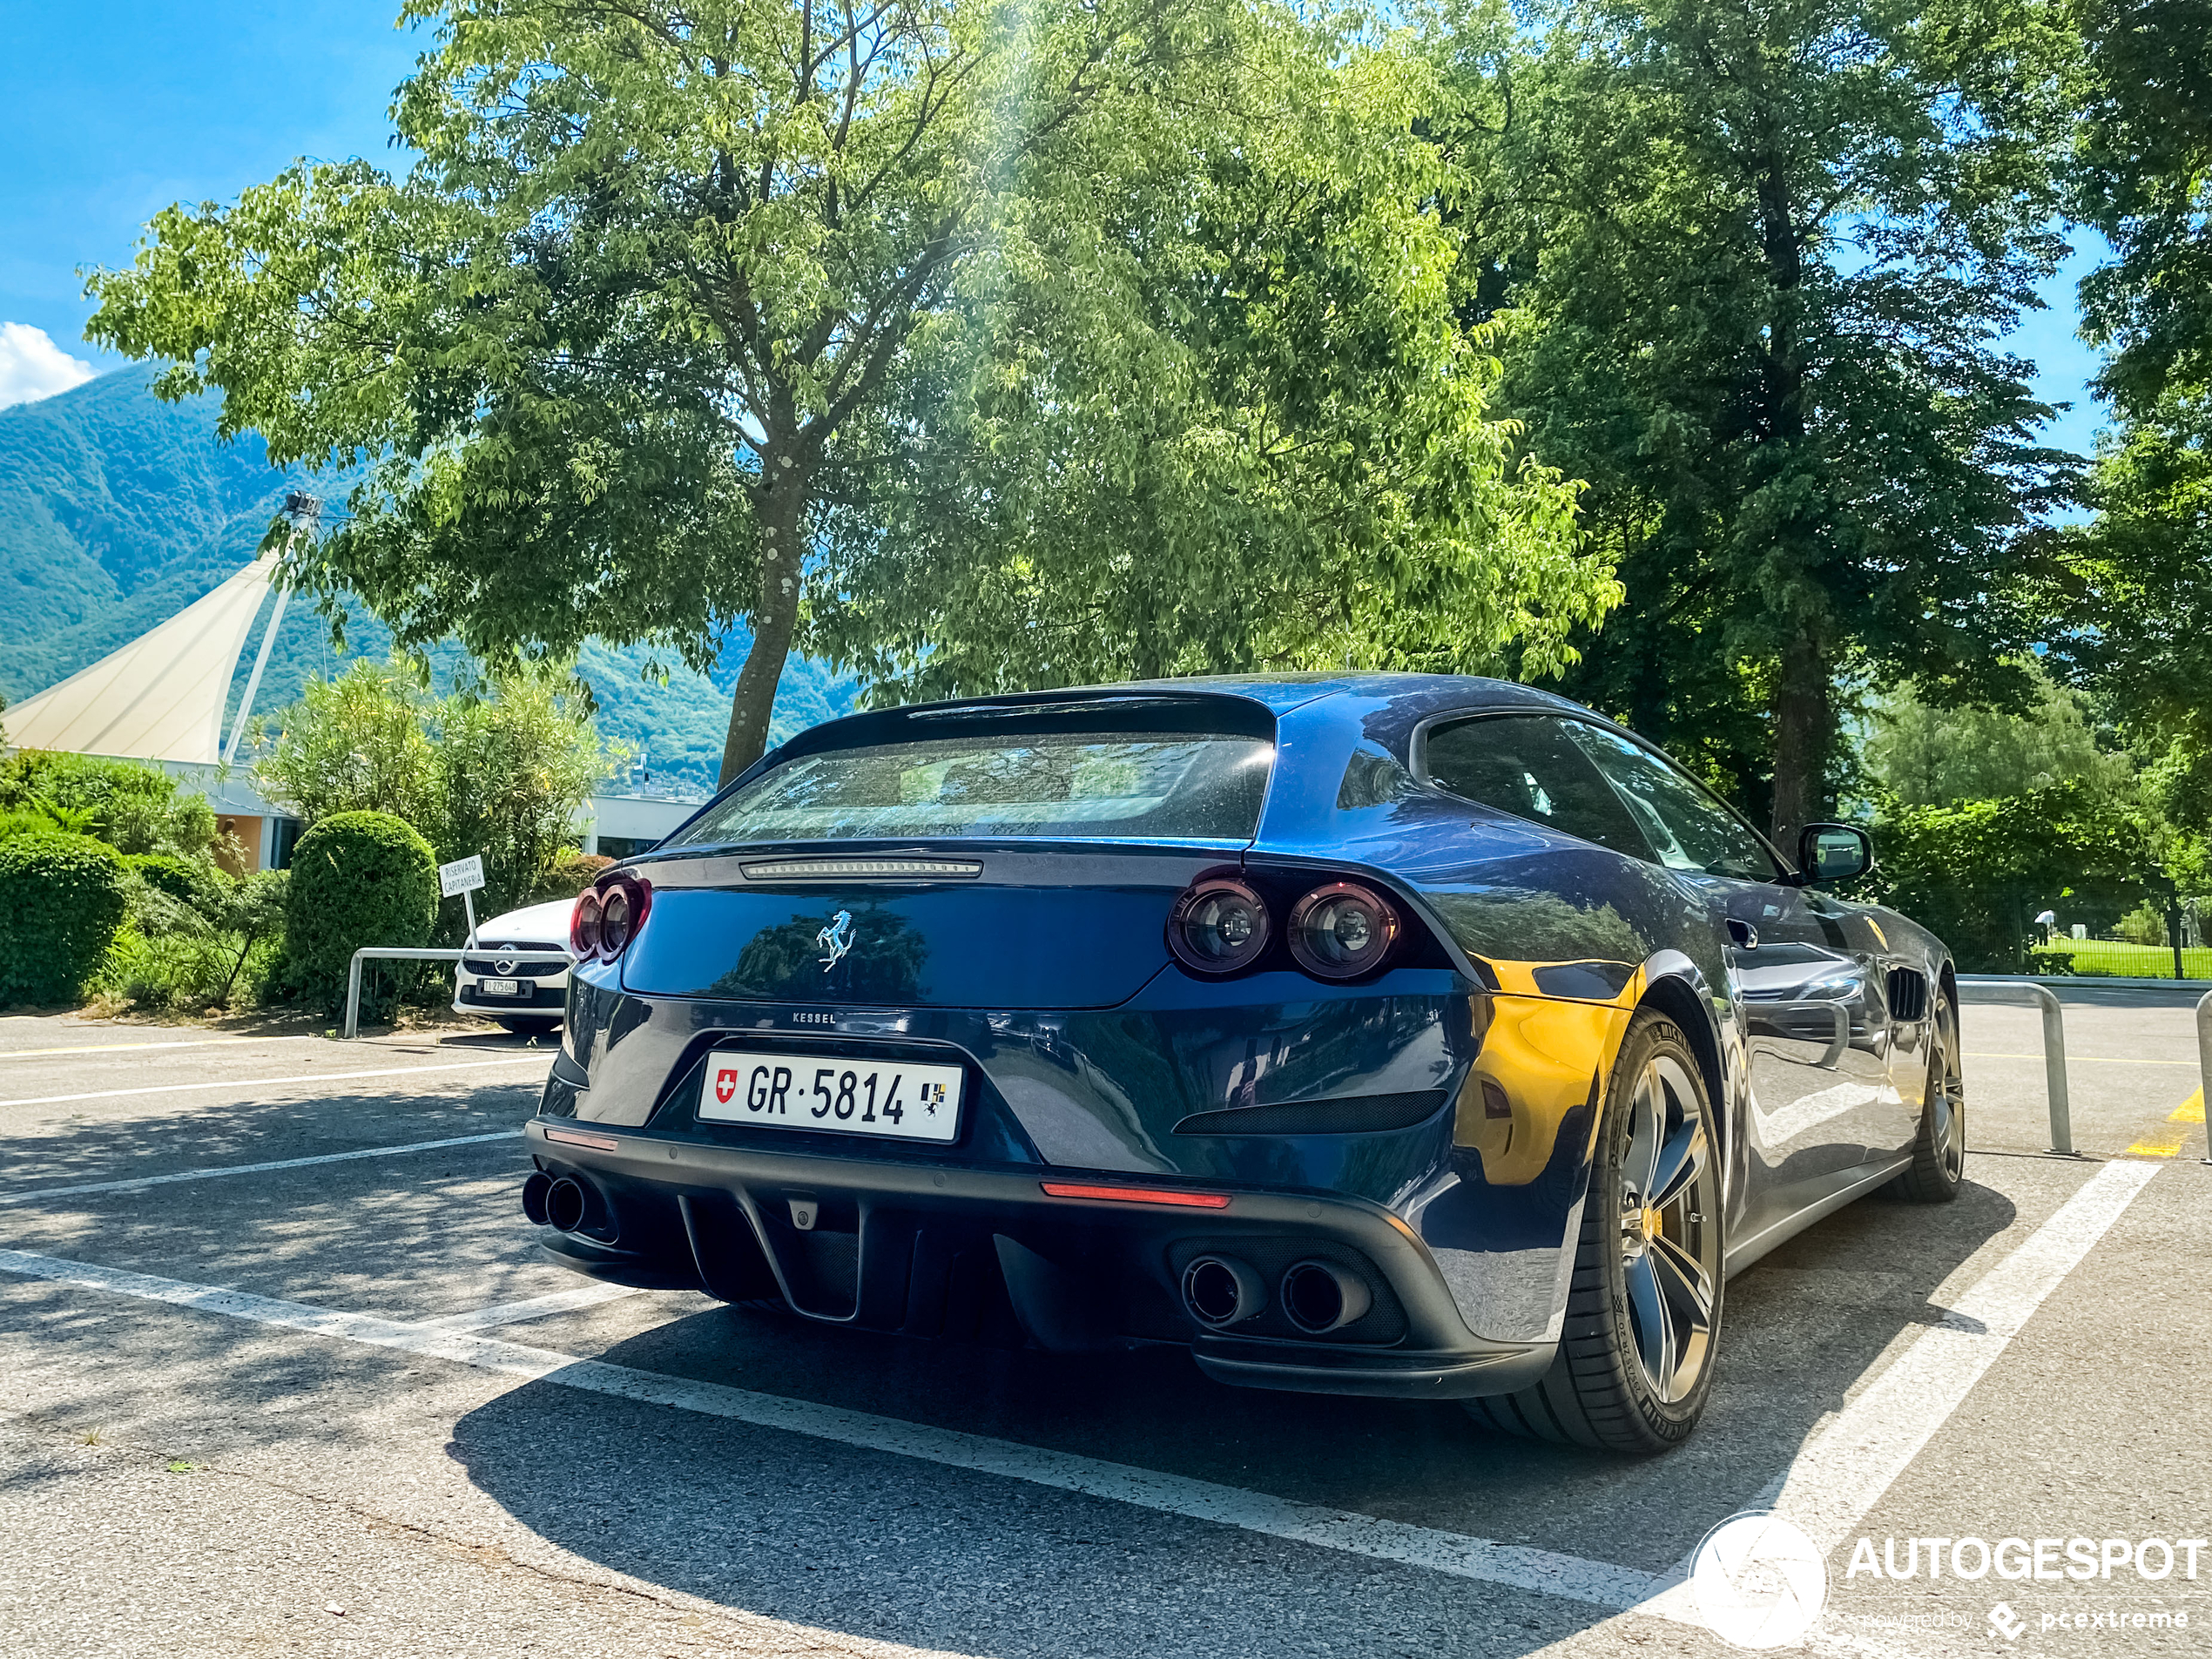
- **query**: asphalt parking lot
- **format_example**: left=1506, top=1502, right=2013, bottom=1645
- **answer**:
left=0, top=997, right=2205, bottom=1659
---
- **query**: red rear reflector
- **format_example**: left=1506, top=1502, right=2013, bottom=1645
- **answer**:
left=1039, top=1182, right=1231, bottom=1210
left=543, top=1127, right=620, bottom=1151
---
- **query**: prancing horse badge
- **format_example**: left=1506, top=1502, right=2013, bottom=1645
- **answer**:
left=816, top=910, right=855, bottom=971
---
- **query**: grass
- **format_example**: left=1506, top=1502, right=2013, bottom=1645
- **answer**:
left=2029, top=939, right=2212, bottom=980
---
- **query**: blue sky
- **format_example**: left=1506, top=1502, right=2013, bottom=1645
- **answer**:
left=0, top=1, right=2111, bottom=455
left=0, top=3, right=422, bottom=400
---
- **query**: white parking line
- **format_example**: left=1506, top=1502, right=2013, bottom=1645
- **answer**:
left=0, top=1161, right=2154, bottom=1654
left=415, top=1283, right=646, bottom=1331
left=1767, top=1157, right=2161, bottom=1548
left=0, top=1037, right=286, bottom=1062
left=0, top=1053, right=551, bottom=1109
left=0, top=1131, right=516, bottom=1205
left=0, top=1244, right=1676, bottom=1615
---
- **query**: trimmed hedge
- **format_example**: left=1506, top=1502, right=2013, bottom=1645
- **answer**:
left=284, top=811, right=440, bottom=1015
left=535, top=848, right=614, bottom=901
left=124, top=852, right=231, bottom=915
left=0, top=833, right=132, bottom=1007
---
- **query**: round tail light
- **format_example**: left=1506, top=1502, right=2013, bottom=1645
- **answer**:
left=573, top=873, right=651, bottom=961
left=1286, top=881, right=1398, bottom=980
left=571, top=890, right=603, bottom=957
left=1168, top=879, right=1271, bottom=975
left=600, top=883, right=633, bottom=954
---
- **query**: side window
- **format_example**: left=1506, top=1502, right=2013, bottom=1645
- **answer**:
left=1561, top=724, right=1780, bottom=882
left=1422, top=716, right=1653, bottom=861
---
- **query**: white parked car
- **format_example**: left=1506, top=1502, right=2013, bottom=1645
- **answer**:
left=452, top=897, right=577, bottom=1035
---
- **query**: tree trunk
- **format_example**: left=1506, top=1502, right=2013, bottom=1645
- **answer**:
left=718, top=482, right=809, bottom=786
left=1769, top=631, right=1828, bottom=852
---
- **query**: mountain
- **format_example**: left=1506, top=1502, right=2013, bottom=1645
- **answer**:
left=0, top=366, right=857, bottom=794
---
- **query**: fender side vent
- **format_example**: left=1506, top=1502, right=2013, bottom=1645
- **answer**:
left=1172, top=1089, right=1447, bottom=1137
left=1886, top=968, right=1930, bottom=1022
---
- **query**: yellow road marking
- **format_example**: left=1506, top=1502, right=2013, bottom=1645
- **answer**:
left=2125, top=1089, right=2204, bottom=1158
left=1966, top=1051, right=2198, bottom=1067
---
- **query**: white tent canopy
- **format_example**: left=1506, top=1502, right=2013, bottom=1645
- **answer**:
left=2, top=556, right=277, bottom=765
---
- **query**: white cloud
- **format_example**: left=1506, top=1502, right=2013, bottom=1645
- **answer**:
left=0, top=321, right=97, bottom=409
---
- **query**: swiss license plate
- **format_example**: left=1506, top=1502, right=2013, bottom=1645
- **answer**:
left=698, top=1049, right=963, bottom=1143
left=478, top=978, right=523, bottom=997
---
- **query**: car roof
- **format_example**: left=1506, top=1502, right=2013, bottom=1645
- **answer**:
left=1116, top=671, right=1575, bottom=716
left=716, top=672, right=1595, bottom=800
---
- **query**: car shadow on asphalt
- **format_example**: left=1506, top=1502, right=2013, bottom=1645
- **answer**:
left=439, top=1176, right=2019, bottom=1650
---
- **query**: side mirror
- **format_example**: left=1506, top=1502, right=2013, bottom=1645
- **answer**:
left=1799, top=822, right=1872, bottom=886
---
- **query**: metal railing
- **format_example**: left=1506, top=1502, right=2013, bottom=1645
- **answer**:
left=341, top=947, right=572, bottom=1040
left=2200, top=989, right=2212, bottom=1165
left=1957, top=979, right=2074, bottom=1156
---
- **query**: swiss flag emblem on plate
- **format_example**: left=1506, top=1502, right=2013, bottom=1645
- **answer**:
left=714, top=1068, right=738, bottom=1105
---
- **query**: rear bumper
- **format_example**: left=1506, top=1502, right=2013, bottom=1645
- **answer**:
left=522, top=1117, right=1554, bottom=1399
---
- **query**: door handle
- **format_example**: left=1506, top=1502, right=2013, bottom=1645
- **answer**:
left=1726, top=919, right=1759, bottom=950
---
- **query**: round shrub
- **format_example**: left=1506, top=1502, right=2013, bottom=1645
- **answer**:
left=0, top=833, right=131, bottom=1007
left=284, top=812, right=439, bottom=1015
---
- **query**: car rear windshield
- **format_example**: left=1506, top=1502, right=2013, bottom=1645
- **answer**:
left=670, top=730, right=1274, bottom=846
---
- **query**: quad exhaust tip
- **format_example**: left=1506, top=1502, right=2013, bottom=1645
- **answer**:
left=1280, top=1259, right=1373, bottom=1334
left=1181, top=1254, right=1264, bottom=1327
left=544, top=1176, right=590, bottom=1234
left=523, top=1170, right=595, bottom=1235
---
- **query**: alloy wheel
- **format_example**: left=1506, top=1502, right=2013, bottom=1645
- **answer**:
left=1930, top=1005, right=1965, bottom=1182
left=1616, top=1053, right=1722, bottom=1405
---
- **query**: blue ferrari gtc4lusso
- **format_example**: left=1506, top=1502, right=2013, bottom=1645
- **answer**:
left=523, top=674, right=1963, bottom=1452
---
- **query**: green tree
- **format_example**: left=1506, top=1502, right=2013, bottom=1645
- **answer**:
left=806, top=13, right=1607, bottom=691
left=1871, top=783, right=2147, bottom=969
left=84, top=0, right=1244, bottom=786
left=2070, top=0, right=2212, bottom=419
left=436, top=667, right=614, bottom=917
left=255, top=660, right=613, bottom=916
left=1436, top=0, right=2080, bottom=837
left=1862, top=663, right=2132, bottom=806
left=2046, top=0, right=2212, bottom=821
left=253, top=662, right=442, bottom=832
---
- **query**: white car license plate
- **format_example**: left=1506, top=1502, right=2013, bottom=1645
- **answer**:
left=698, top=1050, right=963, bottom=1143
left=478, top=978, right=523, bottom=997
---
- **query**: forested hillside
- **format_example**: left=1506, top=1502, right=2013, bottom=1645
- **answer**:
left=0, top=367, right=854, bottom=792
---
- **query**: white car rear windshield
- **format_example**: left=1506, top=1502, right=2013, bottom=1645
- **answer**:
left=671, top=730, right=1273, bottom=846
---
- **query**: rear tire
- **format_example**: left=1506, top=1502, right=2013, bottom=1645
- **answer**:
left=1887, top=989, right=1965, bottom=1203
left=1464, top=1009, right=1724, bottom=1453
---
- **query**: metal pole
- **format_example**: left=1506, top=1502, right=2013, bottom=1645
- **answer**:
left=2033, top=985, right=2073, bottom=1156
left=462, top=889, right=479, bottom=950
left=220, top=580, right=290, bottom=767
left=1955, top=979, right=2073, bottom=1156
left=343, top=951, right=367, bottom=1041
left=2197, top=989, right=2212, bottom=1166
